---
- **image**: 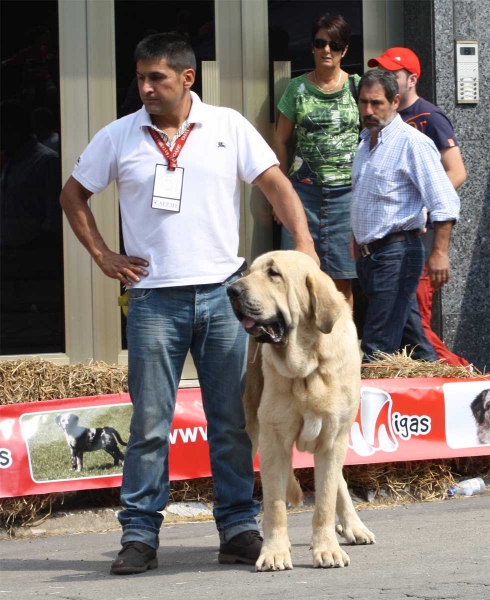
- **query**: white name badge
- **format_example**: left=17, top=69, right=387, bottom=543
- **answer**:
left=151, top=165, right=184, bottom=212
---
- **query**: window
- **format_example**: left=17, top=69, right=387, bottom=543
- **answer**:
left=1, top=0, right=64, bottom=354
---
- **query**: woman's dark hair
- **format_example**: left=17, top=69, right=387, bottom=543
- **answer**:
left=311, top=13, right=351, bottom=45
left=134, top=33, right=196, bottom=72
left=358, top=70, right=399, bottom=103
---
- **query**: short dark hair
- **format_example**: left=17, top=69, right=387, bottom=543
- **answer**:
left=311, top=13, right=351, bottom=45
left=358, top=69, right=399, bottom=102
left=134, top=33, right=196, bottom=72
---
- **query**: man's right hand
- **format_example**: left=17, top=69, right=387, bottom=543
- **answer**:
left=426, top=249, right=450, bottom=291
left=271, top=207, right=282, bottom=225
left=294, top=240, right=320, bottom=267
left=96, top=250, right=149, bottom=286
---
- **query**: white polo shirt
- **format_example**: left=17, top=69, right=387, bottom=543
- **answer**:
left=72, top=91, right=278, bottom=288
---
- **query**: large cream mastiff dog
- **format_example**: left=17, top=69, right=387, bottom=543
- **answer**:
left=227, top=250, right=375, bottom=571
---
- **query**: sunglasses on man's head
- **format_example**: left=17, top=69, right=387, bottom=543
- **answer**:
left=313, top=38, right=346, bottom=52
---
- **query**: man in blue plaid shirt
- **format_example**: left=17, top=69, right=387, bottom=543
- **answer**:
left=350, top=69, right=460, bottom=363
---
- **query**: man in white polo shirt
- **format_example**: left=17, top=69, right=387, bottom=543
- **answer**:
left=60, top=33, right=317, bottom=576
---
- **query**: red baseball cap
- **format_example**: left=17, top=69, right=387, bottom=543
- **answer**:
left=367, top=47, right=421, bottom=77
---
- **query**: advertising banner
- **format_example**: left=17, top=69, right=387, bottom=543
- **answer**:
left=1, top=378, right=489, bottom=498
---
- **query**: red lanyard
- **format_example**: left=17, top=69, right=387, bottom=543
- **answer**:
left=148, top=123, right=195, bottom=170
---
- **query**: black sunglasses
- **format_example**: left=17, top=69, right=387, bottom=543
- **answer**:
left=313, top=38, right=346, bottom=52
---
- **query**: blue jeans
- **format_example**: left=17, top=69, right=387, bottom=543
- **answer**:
left=356, top=236, right=438, bottom=362
left=119, top=274, right=260, bottom=549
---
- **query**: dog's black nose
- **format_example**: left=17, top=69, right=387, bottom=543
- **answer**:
left=227, top=281, right=244, bottom=298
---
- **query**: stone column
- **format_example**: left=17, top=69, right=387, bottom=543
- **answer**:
left=405, top=0, right=489, bottom=370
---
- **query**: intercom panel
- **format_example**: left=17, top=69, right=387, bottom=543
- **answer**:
left=455, top=41, right=479, bottom=104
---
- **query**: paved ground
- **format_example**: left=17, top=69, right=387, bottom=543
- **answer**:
left=1, top=495, right=489, bottom=600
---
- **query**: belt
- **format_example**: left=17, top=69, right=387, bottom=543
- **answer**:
left=359, top=229, right=421, bottom=258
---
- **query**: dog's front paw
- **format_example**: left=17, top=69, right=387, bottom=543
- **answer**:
left=336, top=522, right=376, bottom=545
left=255, top=542, right=293, bottom=572
left=311, top=542, right=350, bottom=568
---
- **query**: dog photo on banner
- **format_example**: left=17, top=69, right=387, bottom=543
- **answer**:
left=19, top=405, right=132, bottom=481
left=444, top=381, right=490, bottom=449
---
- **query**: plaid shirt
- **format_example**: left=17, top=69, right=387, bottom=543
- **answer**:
left=351, top=114, right=460, bottom=245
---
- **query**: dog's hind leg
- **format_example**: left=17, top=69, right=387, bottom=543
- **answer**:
left=335, top=473, right=375, bottom=544
left=115, top=447, right=125, bottom=466
left=243, top=338, right=263, bottom=458
left=105, top=447, right=125, bottom=466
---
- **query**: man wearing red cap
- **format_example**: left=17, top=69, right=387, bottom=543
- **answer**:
left=367, top=47, right=469, bottom=367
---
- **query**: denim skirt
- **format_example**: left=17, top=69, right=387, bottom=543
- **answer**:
left=281, top=179, right=357, bottom=279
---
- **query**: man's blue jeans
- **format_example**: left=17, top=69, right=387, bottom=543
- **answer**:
left=118, top=274, right=260, bottom=549
left=356, top=235, right=438, bottom=362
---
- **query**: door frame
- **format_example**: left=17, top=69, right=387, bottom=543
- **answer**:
left=13, top=0, right=400, bottom=367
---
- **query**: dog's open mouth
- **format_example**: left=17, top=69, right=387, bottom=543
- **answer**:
left=233, top=310, right=286, bottom=345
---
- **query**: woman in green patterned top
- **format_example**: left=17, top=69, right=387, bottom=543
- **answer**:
left=275, top=13, right=360, bottom=307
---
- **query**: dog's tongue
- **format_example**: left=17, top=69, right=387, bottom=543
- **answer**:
left=241, top=317, right=256, bottom=330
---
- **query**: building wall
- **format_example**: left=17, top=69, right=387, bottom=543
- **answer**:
left=405, top=0, right=490, bottom=370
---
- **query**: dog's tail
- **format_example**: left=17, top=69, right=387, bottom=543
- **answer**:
left=286, top=467, right=303, bottom=507
left=106, top=428, right=128, bottom=446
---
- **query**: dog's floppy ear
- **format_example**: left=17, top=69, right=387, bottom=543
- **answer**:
left=55, top=415, right=61, bottom=426
left=306, top=269, right=343, bottom=334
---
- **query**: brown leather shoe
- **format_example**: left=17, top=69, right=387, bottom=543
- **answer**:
left=110, top=541, right=158, bottom=575
left=218, top=530, right=263, bottom=565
